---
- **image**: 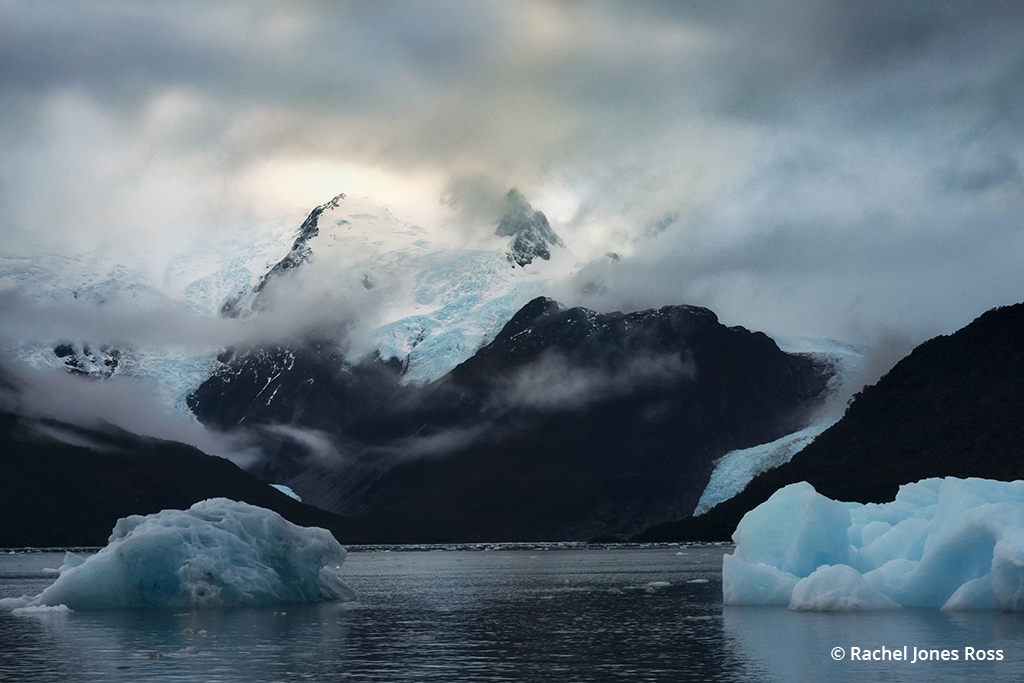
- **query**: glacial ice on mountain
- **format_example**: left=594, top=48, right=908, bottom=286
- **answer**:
left=695, top=336, right=867, bottom=515
left=0, top=194, right=575, bottom=410
left=723, top=477, right=1024, bottom=611
left=272, top=484, right=302, bottom=501
left=0, top=499, right=354, bottom=610
left=694, top=424, right=828, bottom=516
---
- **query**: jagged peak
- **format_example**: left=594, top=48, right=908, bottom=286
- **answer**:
left=221, top=192, right=346, bottom=318
left=494, top=189, right=565, bottom=267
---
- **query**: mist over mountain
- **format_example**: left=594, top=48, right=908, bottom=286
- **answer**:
left=495, top=189, right=567, bottom=267
left=1, top=186, right=867, bottom=544
left=221, top=193, right=348, bottom=319
left=2, top=3, right=1023, bottom=556
left=0, top=363, right=372, bottom=547
left=189, top=295, right=835, bottom=541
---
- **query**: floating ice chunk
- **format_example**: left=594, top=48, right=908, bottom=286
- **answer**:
left=732, top=482, right=851, bottom=577
left=725, top=477, right=1024, bottom=611
left=722, top=554, right=799, bottom=606
left=60, top=551, right=87, bottom=571
left=0, top=499, right=354, bottom=611
left=850, top=517, right=930, bottom=574
left=11, top=604, right=71, bottom=615
left=858, top=521, right=892, bottom=547
left=790, top=564, right=900, bottom=611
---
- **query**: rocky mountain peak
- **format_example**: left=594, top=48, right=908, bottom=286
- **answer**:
left=220, top=193, right=346, bottom=318
left=494, top=189, right=565, bottom=267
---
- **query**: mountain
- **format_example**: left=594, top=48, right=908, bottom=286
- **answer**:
left=1, top=190, right=862, bottom=544
left=220, top=193, right=347, bottom=318
left=1, top=190, right=578, bottom=414
left=0, top=366, right=374, bottom=547
left=635, top=301, right=1024, bottom=542
left=495, top=189, right=567, bottom=266
left=188, top=296, right=836, bottom=541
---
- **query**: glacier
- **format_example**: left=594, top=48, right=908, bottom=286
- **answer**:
left=694, top=335, right=867, bottom=515
left=0, top=194, right=580, bottom=414
left=0, top=499, right=354, bottom=610
left=723, top=478, right=1024, bottom=611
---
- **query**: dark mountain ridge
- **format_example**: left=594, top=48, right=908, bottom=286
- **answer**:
left=189, top=296, right=835, bottom=541
left=220, top=193, right=347, bottom=318
left=636, top=301, right=1024, bottom=542
left=0, top=409, right=376, bottom=547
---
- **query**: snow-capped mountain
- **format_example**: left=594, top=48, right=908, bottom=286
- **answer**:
left=495, top=188, right=567, bottom=267
left=0, top=189, right=580, bottom=414
left=187, top=294, right=842, bottom=540
left=214, top=188, right=579, bottom=383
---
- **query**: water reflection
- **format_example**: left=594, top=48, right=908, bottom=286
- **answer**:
left=4, top=547, right=1024, bottom=682
left=724, top=605, right=1024, bottom=682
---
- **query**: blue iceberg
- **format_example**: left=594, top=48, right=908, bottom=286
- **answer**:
left=724, top=478, right=1024, bottom=611
left=0, top=499, right=354, bottom=610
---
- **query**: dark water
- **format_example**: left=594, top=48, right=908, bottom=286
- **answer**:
left=3, top=546, right=1024, bottom=682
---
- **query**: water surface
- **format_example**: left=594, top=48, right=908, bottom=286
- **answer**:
left=2, top=546, right=1023, bottom=682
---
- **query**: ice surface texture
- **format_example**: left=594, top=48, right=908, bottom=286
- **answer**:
left=0, top=499, right=354, bottom=610
left=723, top=478, right=1024, bottom=611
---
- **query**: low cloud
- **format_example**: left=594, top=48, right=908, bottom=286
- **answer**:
left=1, top=360, right=265, bottom=468
left=1, top=0, right=1023, bottom=453
left=498, top=350, right=696, bottom=413
left=260, top=424, right=345, bottom=466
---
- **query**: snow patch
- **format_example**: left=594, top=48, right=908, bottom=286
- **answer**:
left=271, top=484, right=302, bottom=502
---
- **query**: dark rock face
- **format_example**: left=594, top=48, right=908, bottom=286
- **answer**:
left=0, top=409, right=374, bottom=548
left=187, top=337, right=403, bottom=433
left=221, top=193, right=346, bottom=318
left=495, top=189, right=566, bottom=267
left=53, top=342, right=120, bottom=378
left=189, top=297, right=833, bottom=542
left=636, top=301, right=1024, bottom=542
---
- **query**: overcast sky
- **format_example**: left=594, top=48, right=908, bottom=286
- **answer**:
left=2, top=0, right=1023, bottom=351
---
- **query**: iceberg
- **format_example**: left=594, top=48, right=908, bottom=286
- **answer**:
left=0, top=499, right=354, bottom=611
left=723, top=478, right=1024, bottom=611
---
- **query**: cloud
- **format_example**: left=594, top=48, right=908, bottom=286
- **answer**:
left=498, top=350, right=696, bottom=412
left=259, top=424, right=345, bottom=466
left=0, top=0, right=1021, bottom=432
left=0, top=360, right=265, bottom=467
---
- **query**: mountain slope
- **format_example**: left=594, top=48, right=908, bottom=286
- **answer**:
left=495, top=189, right=566, bottom=266
left=0, top=363, right=375, bottom=547
left=190, top=296, right=835, bottom=541
left=1, top=190, right=579, bottom=417
left=0, top=410, right=378, bottom=547
left=636, top=301, right=1024, bottom=541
